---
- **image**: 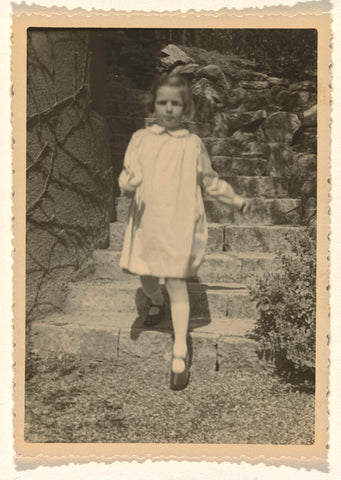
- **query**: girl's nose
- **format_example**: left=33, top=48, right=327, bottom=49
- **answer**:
left=166, top=101, right=173, bottom=112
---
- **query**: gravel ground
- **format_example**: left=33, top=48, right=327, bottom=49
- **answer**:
left=25, top=352, right=314, bottom=444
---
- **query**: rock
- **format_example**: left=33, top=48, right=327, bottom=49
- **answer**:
left=224, top=88, right=248, bottom=108
left=197, top=64, right=232, bottom=90
left=276, top=90, right=317, bottom=111
left=232, top=130, right=256, bottom=143
left=238, top=80, right=269, bottom=90
left=292, top=127, right=317, bottom=154
left=289, top=153, right=317, bottom=199
left=203, top=134, right=268, bottom=157
left=212, top=112, right=230, bottom=138
left=231, top=87, right=248, bottom=102
left=266, top=143, right=296, bottom=177
left=226, top=69, right=268, bottom=82
left=160, top=44, right=193, bottom=69
left=190, top=121, right=213, bottom=137
left=242, top=92, right=270, bottom=111
left=259, top=112, right=301, bottom=144
left=171, top=63, right=200, bottom=78
left=192, top=78, right=223, bottom=104
left=297, top=153, right=317, bottom=176
left=223, top=56, right=256, bottom=70
left=268, top=85, right=282, bottom=98
left=268, top=77, right=289, bottom=87
left=227, top=109, right=267, bottom=130
left=192, top=78, right=224, bottom=122
left=301, top=179, right=317, bottom=198
left=197, top=64, right=222, bottom=80
left=290, top=80, right=316, bottom=92
left=266, top=103, right=282, bottom=115
left=301, top=105, right=317, bottom=127
left=303, top=196, right=317, bottom=223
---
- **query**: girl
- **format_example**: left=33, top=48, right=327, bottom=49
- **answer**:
left=118, top=74, right=248, bottom=390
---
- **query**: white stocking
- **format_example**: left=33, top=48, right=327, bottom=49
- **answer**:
left=165, top=278, right=190, bottom=373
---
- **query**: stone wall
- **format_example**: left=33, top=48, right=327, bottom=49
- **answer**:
left=26, top=30, right=112, bottom=320
left=103, top=36, right=317, bottom=224
left=159, top=44, right=317, bottom=223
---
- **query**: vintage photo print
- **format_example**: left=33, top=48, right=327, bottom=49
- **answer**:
left=11, top=5, right=331, bottom=467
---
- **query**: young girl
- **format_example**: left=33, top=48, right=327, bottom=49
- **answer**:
left=118, top=74, right=247, bottom=390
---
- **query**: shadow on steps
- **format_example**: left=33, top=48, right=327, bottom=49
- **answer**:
left=129, top=282, right=212, bottom=341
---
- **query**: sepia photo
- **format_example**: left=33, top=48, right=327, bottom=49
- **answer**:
left=11, top=8, right=331, bottom=465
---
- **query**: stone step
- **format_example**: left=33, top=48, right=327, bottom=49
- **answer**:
left=110, top=154, right=269, bottom=178
left=93, top=250, right=277, bottom=284
left=108, top=222, right=305, bottom=254
left=202, top=137, right=268, bottom=157
left=64, top=280, right=258, bottom=319
left=111, top=156, right=270, bottom=186
left=204, top=198, right=301, bottom=225
left=221, top=176, right=289, bottom=198
left=111, top=155, right=269, bottom=178
left=222, top=225, right=306, bottom=253
left=116, top=197, right=302, bottom=225
left=211, top=156, right=267, bottom=176
left=29, top=312, right=260, bottom=373
left=108, top=221, right=226, bottom=253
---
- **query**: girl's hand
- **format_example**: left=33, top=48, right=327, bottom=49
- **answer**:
left=240, top=199, right=252, bottom=216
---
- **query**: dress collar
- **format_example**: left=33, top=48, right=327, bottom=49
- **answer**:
left=146, top=123, right=190, bottom=138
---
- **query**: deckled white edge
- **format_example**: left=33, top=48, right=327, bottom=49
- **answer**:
left=5, top=0, right=329, bottom=13
left=1, top=0, right=341, bottom=479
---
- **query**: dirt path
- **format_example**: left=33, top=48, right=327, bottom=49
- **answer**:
left=25, top=352, right=314, bottom=444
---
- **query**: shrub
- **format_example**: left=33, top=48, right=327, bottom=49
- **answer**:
left=251, top=227, right=316, bottom=383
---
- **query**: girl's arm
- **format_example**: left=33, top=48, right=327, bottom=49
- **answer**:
left=198, top=139, right=246, bottom=210
left=118, top=131, right=143, bottom=194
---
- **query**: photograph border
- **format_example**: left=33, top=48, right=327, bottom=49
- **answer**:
left=12, top=6, right=331, bottom=467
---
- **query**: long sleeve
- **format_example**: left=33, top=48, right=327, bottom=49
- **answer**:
left=118, top=131, right=143, bottom=193
left=197, top=138, right=244, bottom=208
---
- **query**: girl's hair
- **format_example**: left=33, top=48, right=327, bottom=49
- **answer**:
left=146, top=74, right=195, bottom=127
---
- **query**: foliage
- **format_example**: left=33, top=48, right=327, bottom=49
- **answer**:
left=164, top=28, right=317, bottom=81
left=227, top=29, right=317, bottom=80
left=251, top=227, right=316, bottom=383
left=105, top=28, right=317, bottom=82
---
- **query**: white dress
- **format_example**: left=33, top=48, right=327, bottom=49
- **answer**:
left=118, top=123, right=244, bottom=279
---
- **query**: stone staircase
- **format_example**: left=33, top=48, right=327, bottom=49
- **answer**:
left=29, top=59, right=314, bottom=374
left=30, top=129, right=306, bottom=374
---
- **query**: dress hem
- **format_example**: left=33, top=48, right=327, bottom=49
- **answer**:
left=121, top=266, right=197, bottom=280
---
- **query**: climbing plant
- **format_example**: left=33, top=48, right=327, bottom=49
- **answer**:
left=26, top=29, right=112, bottom=320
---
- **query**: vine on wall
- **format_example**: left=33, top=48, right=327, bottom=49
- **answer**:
left=26, top=30, right=112, bottom=321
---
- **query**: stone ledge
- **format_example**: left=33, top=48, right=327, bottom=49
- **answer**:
left=63, top=280, right=256, bottom=319
left=29, top=315, right=261, bottom=374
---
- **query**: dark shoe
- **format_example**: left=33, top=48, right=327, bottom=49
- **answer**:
left=143, top=303, right=165, bottom=327
left=170, top=352, right=190, bottom=391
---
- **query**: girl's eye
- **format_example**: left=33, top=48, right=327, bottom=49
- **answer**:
left=156, top=100, right=183, bottom=106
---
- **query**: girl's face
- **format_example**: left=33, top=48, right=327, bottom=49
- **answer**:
left=154, top=86, right=184, bottom=130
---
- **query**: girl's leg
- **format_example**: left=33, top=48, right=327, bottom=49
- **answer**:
left=140, top=275, right=164, bottom=315
left=165, top=277, right=190, bottom=374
